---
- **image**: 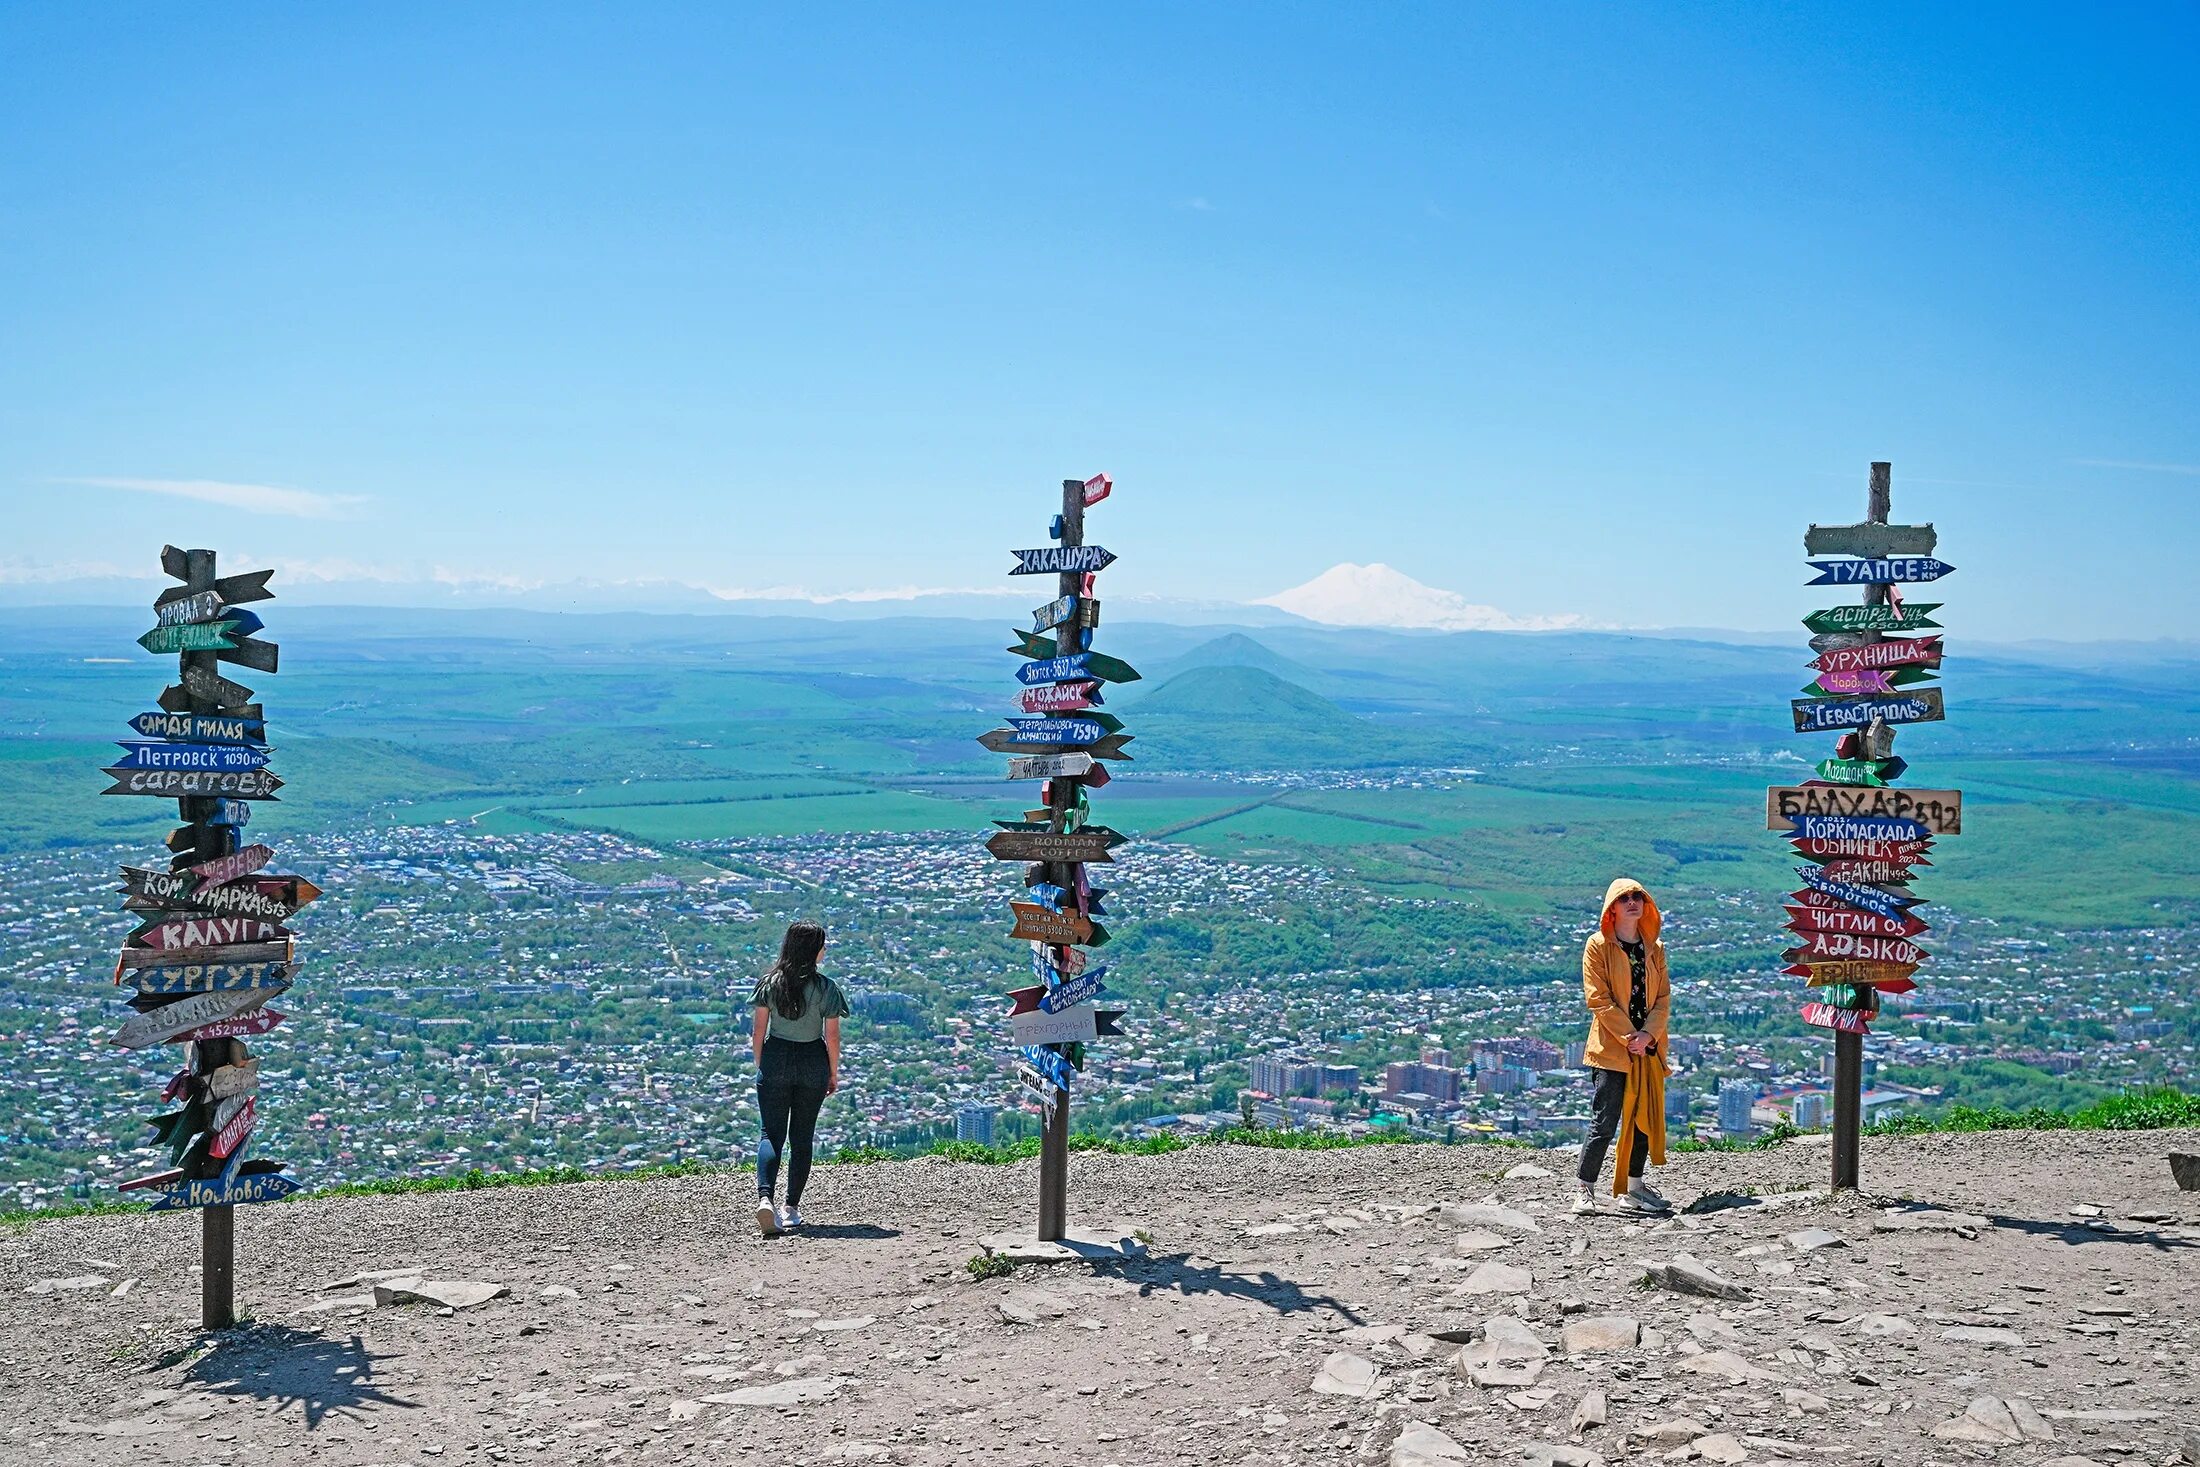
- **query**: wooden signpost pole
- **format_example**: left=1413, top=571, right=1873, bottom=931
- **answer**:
left=1037, top=477, right=1082, bottom=1243
left=988, top=473, right=1131, bottom=1246
left=179, top=550, right=239, bottom=1328
left=109, top=548, right=307, bottom=1328
left=1776, top=462, right=1959, bottom=1193
left=1828, top=464, right=1894, bottom=1193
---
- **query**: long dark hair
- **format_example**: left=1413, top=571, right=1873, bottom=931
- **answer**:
left=765, top=921, right=826, bottom=1020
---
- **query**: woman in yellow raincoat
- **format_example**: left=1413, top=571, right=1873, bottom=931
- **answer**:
left=1574, top=878, right=1671, bottom=1213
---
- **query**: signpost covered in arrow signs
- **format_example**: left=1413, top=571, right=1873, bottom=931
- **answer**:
left=1772, top=465, right=1964, bottom=1194
left=102, top=546, right=319, bottom=1330
left=982, top=476, right=1136, bottom=1244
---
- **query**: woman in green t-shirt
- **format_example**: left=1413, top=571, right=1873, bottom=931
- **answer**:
left=749, top=921, right=850, bottom=1237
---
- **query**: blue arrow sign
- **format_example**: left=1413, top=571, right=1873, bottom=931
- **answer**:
left=1019, top=1045, right=1077, bottom=1091
left=1788, top=813, right=1932, bottom=844
left=1007, top=716, right=1116, bottom=744
left=207, top=800, right=252, bottom=827
left=223, top=608, right=265, bottom=637
left=1012, top=545, right=1116, bottom=576
left=112, top=742, right=272, bottom=773
left=1039, top=969, right=1109, bottom=1014
left=1017, top=654, right=1093, bottom=686
left=126, top=711, right=266, bottom=745
left=1796, top=866, right=1916, bottom=923
left=146, top=1169, right=300, bottom=1211
left=1805, top=556, right=1955, bottom=586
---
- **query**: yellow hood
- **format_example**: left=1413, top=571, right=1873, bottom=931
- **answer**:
left=1599, top=877, right=1661, bottom=943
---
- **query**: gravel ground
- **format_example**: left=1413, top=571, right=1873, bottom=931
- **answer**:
left=1, top=1128, right=2195, bottom=1467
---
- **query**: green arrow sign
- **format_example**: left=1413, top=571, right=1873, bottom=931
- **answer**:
left=139, top=620, right=240, bottom=654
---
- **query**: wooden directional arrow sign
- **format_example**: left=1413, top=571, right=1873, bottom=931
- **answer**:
left=129, top=914, right=289, bottom=950
left=126, top=710, right=266, bottom=745
left=1008, top=629, right=1068, bottom=660
left=1794, top=959, right=1919, bottom=988
left=1795, top=868, right=1915, bottom=922
left=1019, top=1045, right=1077, bottom=1091
left=206, top=800, right=253, bottom=827
left=1803, top=522, right=1938, bottom=558
left=1791, top=688, right=1945, bottom=733
left=1814, top=756, right=1907, bottom=787
left=1016, top=651, right=1141, bottom=687
left=1018, top=680, right=1103, bottom=714
left=1813, top=859, right=1922, bottom=886
left=1792, top=835, right=1931, bottom=864
left=1011, top=545, right=1116, bottom=576
left=157, top=566, right=273, bottom=607
left=1800, top=1001, right=1872, bottom=1036
left=139, top=620, right=240, bottom=654
left=124, top=960, right=296, bottom=996
left=179, top=1007, right=286, bottom=1043
left=111, top=741, right=271, bottom=773
left=1785, top=904, right=1928, bottom=940
left=122, top=867, right=320, bottom=920
left=155, top=589, right=227, bottom=627
left=986, top=828, right=1123, bottom=863
left=145, top=1161, right=298, bottom=1212
left=180, top=663, right=256, bottom=708
left=1006, top=753, right=1095, bottom=781
left=109, top=985, right=288, bottom=1049
left=1031, top=594, right=1100, bottom=633
left=184, top=844, right=275, bottom=890
left=1768, top=785, right=1962, bottom=836
left=209, top=1097, right=256, bottom=1159
left=1784, top=930, right=1930, bottom=967
left=215, top=636, right=280, bottom=674
left=1009, top=901, right=1099, bottom=946
left=1011, top=1004, right=1100, bottom=1047
left=979, top=728, right=1133, bottom=758
left=205, top=1059, right=260, bottom=1102
left=1008, top=713, right=1122, bottom=740
left=1803, top=603, right=1942, bottom=634
left=1006, top=968, right=1110, bottom=1015
left=1814, top=635, right=1943, bottom=675
left=1805, top=668, right=1934, bottom=697
left=102, top=767, right=282, bottom=800
left=116, top=939, right=291, bottom=971
left=1806, top=556, right=1955, bottom=586
left=1784, top=812, right=1934, bottom=845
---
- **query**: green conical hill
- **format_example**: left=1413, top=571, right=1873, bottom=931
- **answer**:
left=1125, top=664, right=1359, bottom=726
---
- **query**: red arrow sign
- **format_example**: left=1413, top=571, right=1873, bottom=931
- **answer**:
left=209, top=1097, right=256, bottom=1159
left=1800, top=1001, right=1872, bottom=1035
left=1784, top=930, right=1931, bottom=966
left=1813, top=635, right=1942, bottom=675
left=184, top=844, right=276, bottom=891
left=129, top=915, right=290, bottom=950
left=1784, top=905, right=1929, bottom=940
left=1018, top=680, right=1103, bottom=714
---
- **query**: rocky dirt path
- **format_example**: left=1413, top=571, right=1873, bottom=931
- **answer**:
left=2, top=1128, right=2195, bottom=1467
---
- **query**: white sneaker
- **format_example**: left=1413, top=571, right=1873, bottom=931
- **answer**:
left=779, top=1205, right=804, bottom=1231
left=1628, top=1180, right=1672, bottom=1212
left=756, top=1198, right=780, bottom=1237
left=1570, top=1186, right=1598, bottom=1214
left=1609, top=1190, right=1653, bottom=1215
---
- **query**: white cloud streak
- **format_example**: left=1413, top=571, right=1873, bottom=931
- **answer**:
left=2072, top=459, right=2200, bottom=477
left=65, top=476, right=369, bottom=518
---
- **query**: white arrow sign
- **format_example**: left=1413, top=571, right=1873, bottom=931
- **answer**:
left=1010, top=1003, right=1100, bottom=1048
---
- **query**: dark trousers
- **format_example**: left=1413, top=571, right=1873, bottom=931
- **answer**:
left=1578, top=1064, right=1650, bottom=1185
left=758, top=1036, right=830, bottom=1207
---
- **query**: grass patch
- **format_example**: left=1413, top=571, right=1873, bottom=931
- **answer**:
left=9, top=1092, right=2191, bottom=1228
left=965, top=1252, right=1015, bottom=1281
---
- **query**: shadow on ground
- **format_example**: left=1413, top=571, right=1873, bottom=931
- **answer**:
left=188, top=1325, right=416, bottom=1428
left=1104, top=1251, right=1366, bottom=1323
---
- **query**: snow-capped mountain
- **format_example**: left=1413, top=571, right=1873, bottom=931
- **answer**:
left=1254, top=562, right=1584, bottom=632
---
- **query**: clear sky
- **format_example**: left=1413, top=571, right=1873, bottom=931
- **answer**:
left=3, top=5, right=2196, bottom=637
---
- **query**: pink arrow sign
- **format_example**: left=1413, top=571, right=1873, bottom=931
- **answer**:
left=177, top=1007, right=286, bottom=1045
left=1800, top=1001, right=1872, bottom=1035
left=209, top=1097, right=256, bottom=1159
left=1018, top=680, right=1103, bottom=714
left=1813, top=635, right=1942, bottom=675
left=186, top=843, right=275, bottom=892
left=1081, top=472, right=1113, bottom=507
left=1815, top=669, right=1899, bottom=696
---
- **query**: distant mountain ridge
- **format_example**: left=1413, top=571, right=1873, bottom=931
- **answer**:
left=1256, top=562, right=1586, bottom=633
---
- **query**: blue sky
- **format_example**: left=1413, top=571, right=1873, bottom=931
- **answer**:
left=3, top=5, right=2196, bottom=637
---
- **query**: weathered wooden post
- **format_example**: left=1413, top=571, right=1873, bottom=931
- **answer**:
left=105, top=548, right=316, bottom=1328
left=1770, top=464, right=1961, bottom=1191
left=985, top=475, right=1133, bottom=1243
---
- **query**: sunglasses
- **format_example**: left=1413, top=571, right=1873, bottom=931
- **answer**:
left=1617, top=892, right=1646, bottom=903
